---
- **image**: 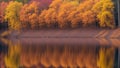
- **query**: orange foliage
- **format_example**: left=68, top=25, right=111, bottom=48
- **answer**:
left=20, top=4, right=30, bottom=29
left=38, top=10, right=47, bottom=28
left=1, top=0, right=115, bottom=29
left=67, top=0, right=99, bottom=28
left=20, top=1, right=41, bottom=29
left=57, top=1, right=78, bottom=28
left=44, top=8, right=57, bottom=27
left=81, top=10, right=96, bottom=26
left=39, top=0, right=62, bottom=28
left=77, top=0, right=98, bottom=26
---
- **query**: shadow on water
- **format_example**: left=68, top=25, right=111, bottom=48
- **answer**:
left=0, top=38, right=119, bottom=68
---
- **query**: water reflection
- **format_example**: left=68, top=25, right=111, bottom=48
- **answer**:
left=0, top=38, right=119, bottom=68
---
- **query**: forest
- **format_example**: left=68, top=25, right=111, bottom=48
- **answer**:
left=0, top=0, right=116, bottom=30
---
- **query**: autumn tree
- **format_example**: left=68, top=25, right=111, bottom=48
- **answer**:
left=39, top=0, right=62, bottom=28
left=5, top=1, right=23, bottom=30
left=0, top=1, right=8, bottom=23
left=92, top=0, right=115, bottom=28
left=80, top=0, right=98, bottom=26
left=67, top=5, right=80, bottom=28
left=38, top=10, right=47, bottom=28
left=68, top=0, right=98, bottom=27
left=45, top=0, right=63, bottom=28
left=81, top=11, right=96, bottom=26
left=1, top=0, right=116, bottom=29
left=28, top=1, right=40, bottom=29
left=19, top=4, right=30, bottom=29
left=20, top=1, right=41, bottom=29
left=44, top=8, right=58, bottom=28
left=57, top=1, right=79, bottom=28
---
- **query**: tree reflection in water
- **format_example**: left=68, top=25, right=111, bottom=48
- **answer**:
left=0, top=38, right=118, bottom=68
left=4, top=40, right=21, bottom=68
left=97, top=47, right=115, bottom=68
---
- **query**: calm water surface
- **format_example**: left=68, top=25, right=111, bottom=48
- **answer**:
left=0, top=38, right=120, bottom=68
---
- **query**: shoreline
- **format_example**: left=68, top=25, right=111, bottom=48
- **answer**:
left=0, top=28, right=120, bottom=38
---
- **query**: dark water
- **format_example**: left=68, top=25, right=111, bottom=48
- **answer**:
left=0, top=38, right=120, bottom=68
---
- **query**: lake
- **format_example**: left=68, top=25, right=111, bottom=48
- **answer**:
left=0, top=38, right=120, bottom=68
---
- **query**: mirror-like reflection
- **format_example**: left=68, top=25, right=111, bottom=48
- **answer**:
left=0, top=38, right=119, bottom=68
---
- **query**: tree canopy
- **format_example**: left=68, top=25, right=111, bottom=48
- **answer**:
left=5, top=1, right=23, bottom=30
left=0, top=0, right=116, bottom=30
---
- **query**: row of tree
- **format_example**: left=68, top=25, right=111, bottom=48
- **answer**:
left=0, top=0, right=115, bottom=30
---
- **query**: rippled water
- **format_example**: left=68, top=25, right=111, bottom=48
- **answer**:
left=0, top=38, right=119, bottom=68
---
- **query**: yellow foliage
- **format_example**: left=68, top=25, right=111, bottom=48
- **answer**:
left=98, top=11, right=115, bottom=28
left=97, top=47, right=115, bottom=68
left=5, top=1, right=23, bottom=30
left=92, top=0, right=115, bottom=28
left=4, top=43, right=21, bottom=68
left=1, top=38, right=21, bottom=68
